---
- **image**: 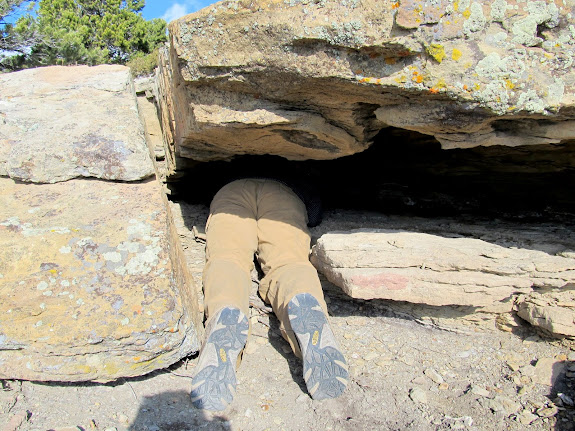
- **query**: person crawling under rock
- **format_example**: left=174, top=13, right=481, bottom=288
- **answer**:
left=189, top=159, right=348, bottom=411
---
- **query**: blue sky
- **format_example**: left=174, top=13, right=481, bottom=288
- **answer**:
left=142, top=0, right=219, bottom=23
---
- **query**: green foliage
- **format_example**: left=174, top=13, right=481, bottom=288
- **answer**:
left=0, top=0, right=31, bottom=20
left=6, top=0, right=166, bottom=69
left=126, top=45, right=159, bottom=77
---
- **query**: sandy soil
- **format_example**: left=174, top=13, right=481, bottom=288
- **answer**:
left=2, top=205, right=574, bottom=431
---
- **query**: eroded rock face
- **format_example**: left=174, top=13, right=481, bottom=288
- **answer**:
left=516, top=290, right=575, bottom=337
left=158, top=0, right=575, bottom=164
left=0, top=65, right=154, bottom=183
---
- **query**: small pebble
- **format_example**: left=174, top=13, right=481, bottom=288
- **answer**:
left=517, top=410, right=538, bottom=425
left=409, top=387, right=428, bottom=404
left=424, top=368, right=444, bottom=384
left=488, top=396, right=521, bottom=415
left=470, top=385, right=490, bottom=398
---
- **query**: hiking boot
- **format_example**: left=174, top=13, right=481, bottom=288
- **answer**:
left=191, top=307, right=249, bottom=411
left=288, top=293, right=349, bottom=400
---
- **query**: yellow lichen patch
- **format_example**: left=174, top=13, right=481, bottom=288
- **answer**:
left=505, top=79, right=515, bottom=90
left=435, top=79, right=447, bottom=89
left=462, top=9, right=471, bottom=19
left=394, top=75, right=408, bottom=84
left=464, top=62, right=473, bottom=69
left=426, top=44, right=445, bottom=63
left=385, top=57, right=397, bottom=65
left=359, top=77, right=380, bottom=84
left=544, top=53, right=554, bottom=59
left=75, top=365, right=93, bottom=374
left=453, top=1, right=459, bottom=11
left=130, top=357, right=160, bottom=371
left=392, top=1, right=400, bottom=9
left=452, top=48, right=462, bottom=61
left=474, top=83, right=481, bottom=90
left=48, top=269, right=58, bottom=274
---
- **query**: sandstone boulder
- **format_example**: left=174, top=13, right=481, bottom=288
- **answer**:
left=0, top=65, right=154, bottom=183
left=0, top=66, right=201, bottom=382
left=0, top=176, right=200, bottom=382
left=310, top=229, right=575, bottom=317
left=158, top=0, right=575, bottom=164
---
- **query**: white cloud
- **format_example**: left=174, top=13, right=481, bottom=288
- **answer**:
left=162, top=3, right=189, bottom=23
left=162, top=1, right=213, bottom=23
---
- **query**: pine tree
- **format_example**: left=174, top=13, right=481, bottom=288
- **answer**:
left=10, top=0, right=166, bottom=68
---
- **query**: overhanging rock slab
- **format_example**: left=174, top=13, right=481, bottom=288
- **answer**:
left=0, top=177, right=200, bottom=383
left=159, top=0, right=575, bottom=164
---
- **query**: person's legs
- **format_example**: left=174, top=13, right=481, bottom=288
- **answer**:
left=192, top=180, right=258, bottom=411
left=203, top=179, right=258, bottom=319
left=255, top=180, right=327, bottom=354
left=256, top=180, right=348, bottom=399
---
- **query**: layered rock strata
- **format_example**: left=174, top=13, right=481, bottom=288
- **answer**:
left=311, top=226, right=575, bottom=337
left=0, top=66, right=200, bottom=382
left=158, top=0, right=575, bottom=165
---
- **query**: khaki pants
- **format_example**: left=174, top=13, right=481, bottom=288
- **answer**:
left=203, top=178, right=328, bottom=356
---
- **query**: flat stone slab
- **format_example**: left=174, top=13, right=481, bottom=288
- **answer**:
left=0, top=177, right=199, bottom=382
left=311, top=229, right=575, bottom=314
left=0, top=65, right=154, bottom=183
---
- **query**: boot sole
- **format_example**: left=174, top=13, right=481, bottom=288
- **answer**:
left=288, top=293, right=349, bottom=400
left=191, top=308, right=249, bottom=411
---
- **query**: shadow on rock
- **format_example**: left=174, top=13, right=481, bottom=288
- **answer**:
left=128, top=390, right=232, bottom=431
left=551, top=360, right=575, bottom=431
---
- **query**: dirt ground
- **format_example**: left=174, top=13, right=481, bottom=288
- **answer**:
left=2, top=205, right=575, bottom=431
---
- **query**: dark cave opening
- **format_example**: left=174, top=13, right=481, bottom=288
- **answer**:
left=168, top=127, right=575, bottom=221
